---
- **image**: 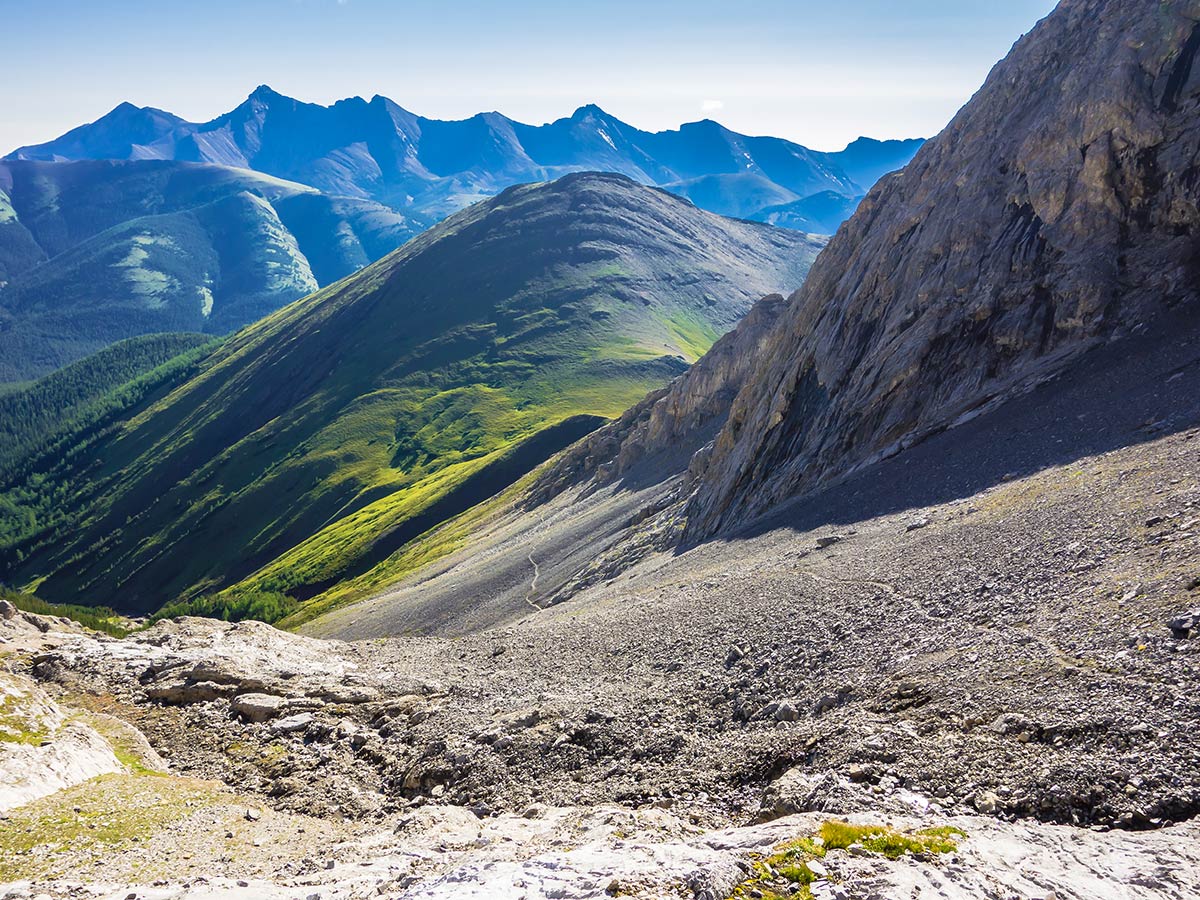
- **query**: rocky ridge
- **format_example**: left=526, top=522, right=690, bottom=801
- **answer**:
left=682, top=0, right=1200, bottom=539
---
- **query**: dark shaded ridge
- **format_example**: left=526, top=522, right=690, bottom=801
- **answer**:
left=288, top=414, right=607, bottom=601
left=724, top=304, right=1200, bottom=549
left=1163, top=21, right=1200, bottom=112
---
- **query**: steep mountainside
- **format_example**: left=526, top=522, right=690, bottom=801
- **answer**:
left=682, top=0, right=1200, bottom=539
left=8, top=88, right=923, bottom=232
left=0, top=173, right=822, bottom=616
left=300, top=0, right=1200, bottom=637
left=0, top=332, right=214, bottom=477
left=0, top=160, right=424, bottom=381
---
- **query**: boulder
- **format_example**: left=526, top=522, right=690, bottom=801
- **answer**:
left=1167, top=611, right=1198, bottom=638
left=231, top=693, right=287, bottom=723
left=271, top=712, right=315, bottom=734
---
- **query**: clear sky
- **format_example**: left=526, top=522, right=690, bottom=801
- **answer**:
left=2, top=0, right=1058, bottom=153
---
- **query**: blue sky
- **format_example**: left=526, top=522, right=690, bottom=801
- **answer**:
left=2, top=0, right=1058, bottom=152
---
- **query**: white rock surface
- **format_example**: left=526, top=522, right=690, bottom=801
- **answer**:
left=14, top=807, right=1198, bottom=900
left=0, top=674, right=123, bottom=812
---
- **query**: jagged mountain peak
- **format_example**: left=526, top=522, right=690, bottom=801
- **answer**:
left=679, top=117, right=732, bottom=134
left=248, top=83, right=283, bottom=101
left=230, top=84, right=301, bottom=116
left=569, top=103, right=614, bottom=120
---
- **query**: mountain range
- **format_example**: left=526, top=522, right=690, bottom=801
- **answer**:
left=8, top=87, right=923, bottom=228
left=0, top=173, right=822, bottom=615
left=0, top=91, right=919, bottom=383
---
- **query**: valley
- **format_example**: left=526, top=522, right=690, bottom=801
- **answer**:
left=0, top=173, right=821, bottom=620
left=3, top=0, right=1199, bottom=897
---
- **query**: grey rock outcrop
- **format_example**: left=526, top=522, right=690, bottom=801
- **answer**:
left=0, top=673, right=124, bottom=811
left=681, top=0, right=1200, bottom=537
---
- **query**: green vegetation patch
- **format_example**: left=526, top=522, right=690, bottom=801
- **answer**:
left=660, top=308, right=721, bottom=363
left=150, top=588, right=297, bottom=625
left=729, top=820, right=965, bottom=900
left=0, top=332, right=215, bottom=476
left=0, top=681, right=49, bottom=745
left=1, top=586, right=129, bottom=637
left=0, top=773, right=224, bottom=881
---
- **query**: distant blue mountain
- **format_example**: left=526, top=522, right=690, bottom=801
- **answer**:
left=8, top=87, right=924, bottom=231
left=749, top=190, right=863, bottom=235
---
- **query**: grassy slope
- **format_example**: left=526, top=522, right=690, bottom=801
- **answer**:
left=0, top=173, right=821, bottom=619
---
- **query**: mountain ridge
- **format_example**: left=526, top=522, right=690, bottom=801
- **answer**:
left=0, top=159, right=427, bottom=380
left=0, top=172, right=823, bottom=616
left=8, top=88, right=924, bottom=229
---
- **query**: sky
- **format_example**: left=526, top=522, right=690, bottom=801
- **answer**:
left=1, top=0, right=1059, bottom=153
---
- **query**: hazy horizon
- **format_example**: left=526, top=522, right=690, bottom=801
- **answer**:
left=2, top=0, right=1057, bottom=154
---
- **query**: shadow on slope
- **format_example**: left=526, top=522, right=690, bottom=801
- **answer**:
left=310, top=305, right=1200, bottom=642
left=724, top=305, right=1200, bottom=547
left=290, top=414, right=606, bottom=601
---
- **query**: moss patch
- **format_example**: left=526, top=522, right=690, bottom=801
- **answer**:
left=73, top=711, right=165, bottom=774
left=729, top=820, right=965, bottom=900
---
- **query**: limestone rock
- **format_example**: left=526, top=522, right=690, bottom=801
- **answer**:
left=0, top=674, right=123, bottom=812
left=231, top=693, right=288, bottom=722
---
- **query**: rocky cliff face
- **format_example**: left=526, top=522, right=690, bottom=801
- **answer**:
left=675, top=0, right=1200, bottom=537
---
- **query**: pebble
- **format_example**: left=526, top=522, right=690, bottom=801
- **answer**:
left=724, top=644, right=748, bottom=667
